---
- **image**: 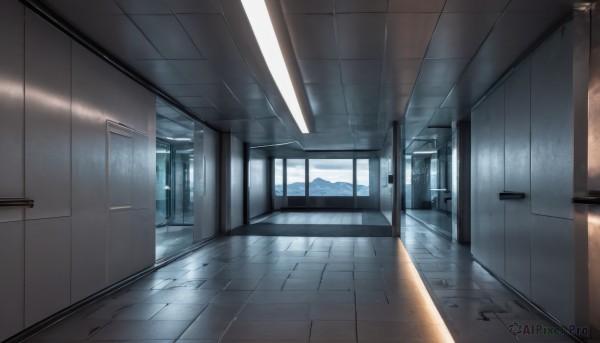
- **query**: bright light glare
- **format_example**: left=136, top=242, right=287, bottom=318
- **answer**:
left=241, top=0, right=309, bottom=134
left=413, top=150, right=437, bottom=155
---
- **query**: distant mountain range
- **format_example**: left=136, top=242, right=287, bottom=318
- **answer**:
left=275, top=177, right=368, bottom=196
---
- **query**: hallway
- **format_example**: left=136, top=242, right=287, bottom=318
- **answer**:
left=24, top=215, right=571, bottom=343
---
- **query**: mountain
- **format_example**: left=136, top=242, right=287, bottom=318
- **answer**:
left=275, top=177, right=369, bottom=196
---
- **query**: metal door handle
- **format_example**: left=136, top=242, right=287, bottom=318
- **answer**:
left=573, top=190, right=600, bottom=205
left=498, top=192, right=525, bottom=200
left=0, top=198, right=34, bottom=208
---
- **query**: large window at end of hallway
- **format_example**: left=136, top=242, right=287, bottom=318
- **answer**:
left=309, top=159, right=353, bottom=196
left=356, top=159, right=369, bottom=196
left=287, top=159, right=305, bottom=196
left=274, top=158, right=283, bottom=196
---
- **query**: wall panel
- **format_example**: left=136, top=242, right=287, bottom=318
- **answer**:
left=531, top=22, right=574, bottom=219
left=24, top=10, right=71, bottom=220
left=0, top=0, right=25, bottom=223
left=25, top=217, right=71, bottom=326
left=249, top=149, right=271, bottom=218
left=504, top=61, right=532, bottom=297
left=107, top=210, right=134, bottom=283
left=0, top=222, right=24, bottom=339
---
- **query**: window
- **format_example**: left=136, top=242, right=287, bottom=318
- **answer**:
left=356, top=159, right=370, bottom=196
left=274, top=159, right=283, bottom=196
left=286, top=159, right=305, bottom=196
left=308, top=159, right=353, bottom=196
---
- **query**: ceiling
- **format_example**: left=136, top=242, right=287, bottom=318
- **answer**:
left=38, top=0, right=577, bottom=152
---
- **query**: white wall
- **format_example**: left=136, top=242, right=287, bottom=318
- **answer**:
left=471, top=21, right=574, bottom=325
left=0, top=4, right=155, bottom=340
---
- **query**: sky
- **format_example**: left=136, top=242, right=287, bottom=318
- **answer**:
left=275, top=159, right=370, bottom=186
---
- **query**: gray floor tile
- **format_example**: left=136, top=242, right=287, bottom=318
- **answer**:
left=151, top=303, right=207, bottom=321
left=221, top=320, right=311, bottom=341
left=91, top=320, right=190, bottom=340
left=238, top=303, right=310, bottom=321
left=310, top=321, right=356, bottom=341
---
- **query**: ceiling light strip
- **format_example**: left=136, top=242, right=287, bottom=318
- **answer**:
left=241, top=0, right=309, bottom=134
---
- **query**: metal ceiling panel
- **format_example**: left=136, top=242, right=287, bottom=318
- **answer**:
left=417, top=59, right=469, bottom=84
left=178, top=14, right=242, bottom=59
left=408, top=96, right=446, bottom=109
left=44, top=11, right=161, bottom=60
left=209, top=60, right=256, bottom=84
left=170, top=60, right=222, bottom=84
left=176, top=96, right=212, bottom=108
left=386, top=13, right=439, bottom=59
left=298, top=60, right=342, bottom=84
left=507, top=0, right=576, bottom=12
left=187, top=107, right=223, bottom=121
left=115, top=0, right=171, bottom=14
left=382, top=59, right=422, bottom=84
left=337, top=13, right=386, bottom=59
left=340, top=60, right=382, bottom=84
left=166, top=0, right=220, bottom=14
left=196, top=82, right=235, bottom=98
left=129, top=15, right=203, bottom=59
left=226, top=83, right=264, bottom=100
left=335, top=0, right=388, bottom=13
left=241, top=98, right=277, bottom=118
left=305, top=85, right=347, bottom=116
left=159, top=84, right=204, bottom=97
left=285, top=15, right=337, bottom=59
left=126, top=59, right=188, bottom=85
left=412, top=83, right=454, bottom=97
left=426, top=12, right=500, bottom=59
left=45, top=0, right=123, bottom=14
left=211, top=119, right=266, bottom=133
left=300, top=133, right=356, bottom=150
left=443, top=0, right=511, bottom=13
left=313, top=115, right=352, bottom=133
left=388, top=0, right=445, bottom=12
left=280, top=0, right=334, bottom=14
left=203, top=94, right=243, bottom=110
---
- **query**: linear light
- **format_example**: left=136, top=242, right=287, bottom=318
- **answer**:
left=413, top=150, right=437, bottom=155
left=241, top=0, right=309, bottom=134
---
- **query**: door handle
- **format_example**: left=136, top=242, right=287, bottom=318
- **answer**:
left=498, top=192, right=525, bottom=200
left=0, top=198, right=34, bottom=208
left=573, top=191, right=600, bottom=205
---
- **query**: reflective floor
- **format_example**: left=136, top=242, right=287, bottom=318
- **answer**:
left=406, top=209, right=453, bottom=238
left=156, top=225, right=194, bottom=260
left=258, top=210, right=390, bottom=226
left=26, top=215, right=572, bottom=342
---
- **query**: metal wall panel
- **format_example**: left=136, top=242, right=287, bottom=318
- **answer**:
left=487, top=86, right=506, bottom=278
left=470, top=98, right=491, bottom=266
left=0, top=221, right=24, bottom=340
left=504, top=61, right=532, bottom=297
left=380, top=128, right=393, bottom=224
left=249, top=150, right=271, bottom=218
left=70, top=43, right=109, bottom=302
left=230, top=134, right=245, bottom=229
left=24, top=10, right=71, bottom=220
left=132, top=208, right=154, bottom=270
left=107, top=210, right=133, bottom=283
left=531, top=215, right=575, bottom=324
left=0, top=1, right=25, bottom=223
left=201, top=127, right=219, bottom=238
left=108, top=129, right=133, bottom=207
left=531, top=22, right=574, bottom=219
left=24, top=217, right=71, bottom=326
left=132, top=132, right=150, bottom=209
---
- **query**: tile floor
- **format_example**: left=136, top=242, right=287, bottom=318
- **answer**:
left=405, top=209, right=452, bottom=238
left=259, top=211, right=390, bottom=226
left=25, top=214, right=574, bottom=342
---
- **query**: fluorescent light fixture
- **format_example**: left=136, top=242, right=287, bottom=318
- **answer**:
left=413, top=150, right=437, bottom=155
left=161, top=137, right=192, bottom=142
left=241, top=0, right=309, bottom=134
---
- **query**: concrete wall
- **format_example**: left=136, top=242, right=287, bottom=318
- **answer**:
left=471, top=21, right=574, bottom=325
left=249, top=149, right=271, bottom=219
left=0, top=4, right=155, bottom=340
